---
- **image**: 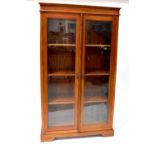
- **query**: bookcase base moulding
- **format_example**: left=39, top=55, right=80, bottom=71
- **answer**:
left=41, top=129, right=114, bottom=142
left=40, top=3, right=120, bottom=142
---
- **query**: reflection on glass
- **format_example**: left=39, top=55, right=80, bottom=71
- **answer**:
left=83, top=76, right=109, bottom=125
left=85, top=47, right=110, bottom=73
left=86, top=21, right=112, bottom=44
left=48, top=19, right=76, bottom=74
left=48, top=46, right=75, bottom=73
left=47, top=19, right=76, bottom=128
left=48, top=76, right=75, bottom=127
left=48, top=104, right=74, bottom=127
left=48, top=76, right=74, bottom=102
left=48, top=19, right=76, bottom=44
left=84, top=76, right=109, bottom=98
left=85, top=21, right=111, bottom=73
left=84, top=102, right=108, bottom=124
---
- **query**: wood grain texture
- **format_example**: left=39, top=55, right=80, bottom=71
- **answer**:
left=48, top=71, right=75, bottom=76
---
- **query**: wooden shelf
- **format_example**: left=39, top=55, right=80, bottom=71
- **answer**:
left=48, top=96, right=107, bottom=105
left=48, top=71, right=109, bottom=76
left=48, top=44, right=110, bottom=47
left=86, top=44, right=111, bottom=48
left=84, top=96, right=108, bottom=103
left=48, top=71, right=75, bottom=76
left=48, top=44, right=76, bottom=47
left=48, top=97, right=74, bottom=105
left=85, top=70, right=110, bottom=76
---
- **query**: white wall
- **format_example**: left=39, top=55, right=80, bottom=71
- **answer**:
left=0, top=0, right=155, bottom=155
left=27, top=0, right=128, bottom=7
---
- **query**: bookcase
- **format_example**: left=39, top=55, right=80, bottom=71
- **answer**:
left=40, top=3, right=120, bottom=142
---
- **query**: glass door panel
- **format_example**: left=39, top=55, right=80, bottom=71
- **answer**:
left=48, top=19, right=76, bottom=75
left=47, top=18, right=77, bottom=128
left=82, top=18, right=112, bottom=128
left=85, top=46, right=110, bottom=74
left=48, top=76, right=74, bottom=103
left=48, top=104, right=74, bottom=127
left=85, top=21, right=111, bottom=74
left=84, top=76, right=109, bottom=99
left=86, top=21, right=112, bottom=44
left=84, top=103, right=108, bottom=124
left=83, top=76, right=109, bottom=125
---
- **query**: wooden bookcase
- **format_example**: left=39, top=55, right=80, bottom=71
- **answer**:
left=40, top=3, right=120, bottom=142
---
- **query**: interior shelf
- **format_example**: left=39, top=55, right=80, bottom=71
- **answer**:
left=48, top=97, right=74, bottom=105
left=84, top=96, right=108, bottom=103
left=48, top=71, right=75, bottom=76
left=86, top=44, right=111, bottom=48
left=48, top=44, right=76, bottom=47
left=85, top=70, right=110, bottom=76
left=48, top=96, right=107, bottom=105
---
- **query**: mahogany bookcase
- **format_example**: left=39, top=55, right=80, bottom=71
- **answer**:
left=40, top=3, right=120, bottom=142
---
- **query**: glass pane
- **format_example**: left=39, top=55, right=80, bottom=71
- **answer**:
left=84, top=76, right=109, bottom=99
left=48, top=19, right=76, bottom=74
left=86, top=21, right=112, bottom=44
left=48, top=104, right=74, bottom=127
left=48, top=76, right=75, bottom=127
left=48, top=76, right=74, bottom=103
left=83, top=76, right=109, bottom=125
left=48, top=19, right=76, bottom=44
left=85, top=21, right=111, bottom=73
left=84, top=102, right=108, bottom=124
left=85, top=47, right=110, bottom=73
left=48, top=46, right=75, bottom=73
left=47, top=19, right=77, bottom=128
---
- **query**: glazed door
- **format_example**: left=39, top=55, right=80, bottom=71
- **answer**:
left=80, top=15, right=115, bottom=131
left=41, top=13, right=81, bottom=131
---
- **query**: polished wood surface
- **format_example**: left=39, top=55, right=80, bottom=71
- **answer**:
left=84, top=96, right=108, bottom=103
left=48, top=97, right=74, bottom=105
left=41, top=129, right=114, bottom=142
left=85, top=71, right=110, bottom=76
left=48, top=44, right=76, bottom=47
left=40, top=3, right=120, bottom=15
left=86, top=44, right=111, bottom=47
left=40, top=3, right=120, bottom=142
left=48, top=71, right=75, bottom=76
